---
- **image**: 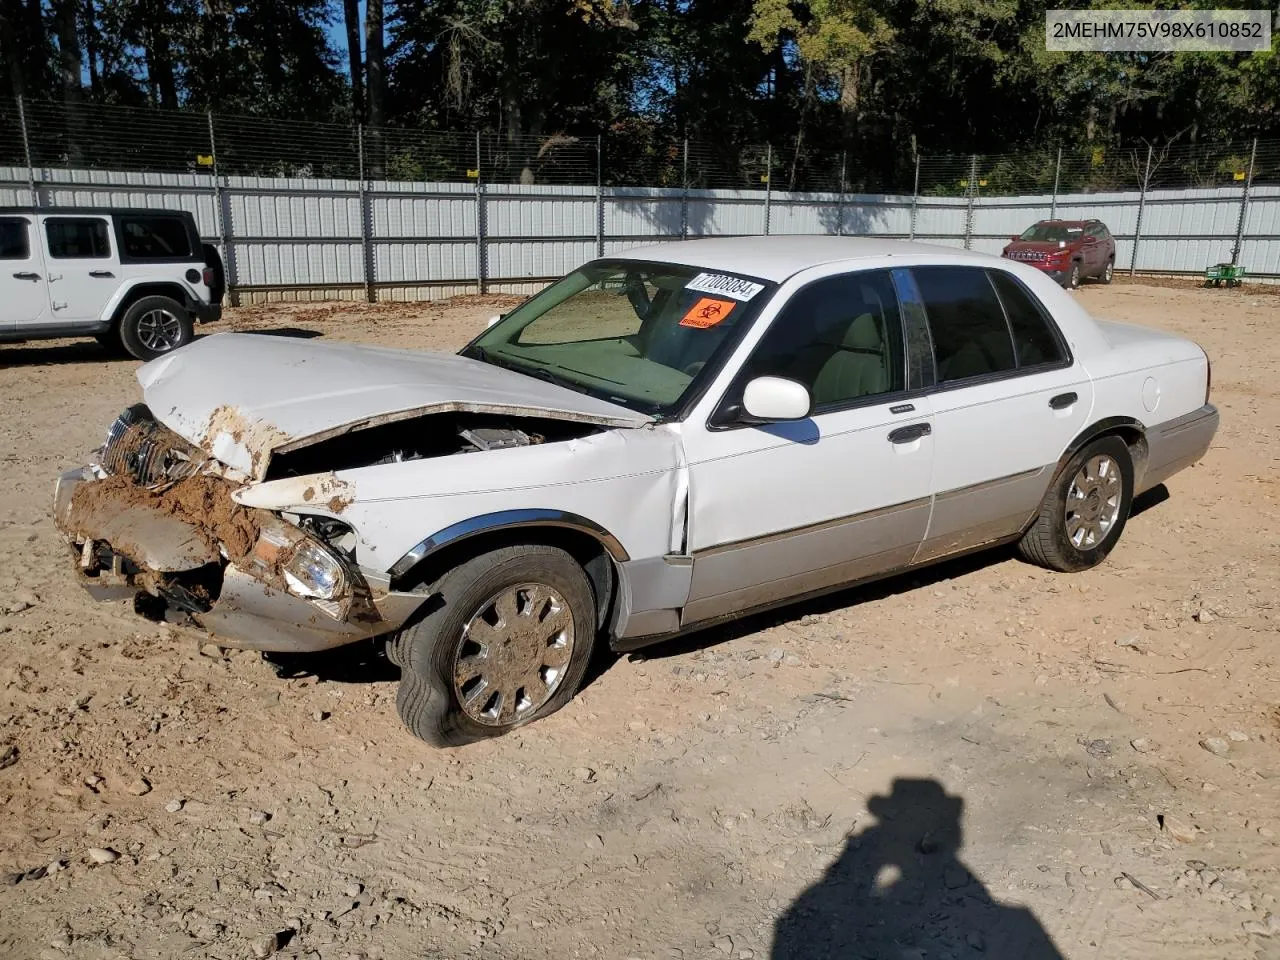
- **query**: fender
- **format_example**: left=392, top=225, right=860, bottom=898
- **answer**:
left=1051, top=415, right=1149, bottom=488
left=387, top=508, right=630, bottom=581
left=101, top=278, right=202, bottom=325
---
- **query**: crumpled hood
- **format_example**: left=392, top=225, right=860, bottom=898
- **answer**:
left=138, top=333, right=652, bottom=480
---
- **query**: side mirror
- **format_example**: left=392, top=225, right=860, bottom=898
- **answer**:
left=1083, top=235, right=1097, bottom=245
left=487, top=314, right=503, bottom=328
left=1010, top=234, right=1021, bottom=242
left=742, top=376, right=812, bottom=423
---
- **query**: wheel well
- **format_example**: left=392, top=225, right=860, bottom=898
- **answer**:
left=109, top=284, right=192, bottom=327
left=392, top=526, right=618, bottom=633
left=1062, top=420, right=1148, bottom=480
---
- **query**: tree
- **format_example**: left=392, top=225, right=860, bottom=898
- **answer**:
left=343, top=0, right=363, bottom=120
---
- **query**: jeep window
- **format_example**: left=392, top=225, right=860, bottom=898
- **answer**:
left=45, top=218, right=111, bottom=259
left=0, top=218, right=28, bottom=259
left=463, top=261, right=774, bottom=416
left=120, top=215, right=193, bottom=259
left=1018, top=223, right=1082, bottom=243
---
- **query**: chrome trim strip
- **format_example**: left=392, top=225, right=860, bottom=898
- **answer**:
left=388, top=508, right=630, bottom=581
left=1152, top=403, right=1217, bottom=439
left=693, top=495, right=933, bottom=558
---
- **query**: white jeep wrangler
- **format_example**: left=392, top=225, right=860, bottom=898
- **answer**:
left=1, top=207, right=224, bottom=360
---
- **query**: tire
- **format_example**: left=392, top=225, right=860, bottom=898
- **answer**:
left=394, top=545, right=597, bottom=747
left=1066, top=263, right=1081, bottom=289
left=1017, top=435, right=1133, bottom=573
left=1100, top=259, right=1114, bottom=284
left=118, top=296, right=194, bottom=361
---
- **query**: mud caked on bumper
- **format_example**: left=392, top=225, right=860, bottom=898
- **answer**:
left=53, top=466, right=420, bottom=653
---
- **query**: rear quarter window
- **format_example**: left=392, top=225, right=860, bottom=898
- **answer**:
left=988, top=271, right=1068, bottom=368
left=119, top=216, right=194, bottom=260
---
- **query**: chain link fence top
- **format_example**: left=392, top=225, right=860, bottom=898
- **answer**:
left=21, top=99, right=211, bottom=174
left=5, top=98, right=1280, bottom=196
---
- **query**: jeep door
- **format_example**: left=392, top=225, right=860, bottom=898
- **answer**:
left=1, top=215, right=49, bottom=332
left=36, top=214, right=119, bottom=329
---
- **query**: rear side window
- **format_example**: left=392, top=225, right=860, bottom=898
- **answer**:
left=119, top=215, right=193, bottom=259
left=45, top=218, right=111, bottom=258
left=0, top=218, right=28, bottom=259
left=989, top=271, right=1067, bottom=367
left=913, top=266, right=1015, bottom=383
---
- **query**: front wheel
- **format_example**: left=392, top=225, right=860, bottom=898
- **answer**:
left=394, top=545, right=597, bottom=747
left=118, top=296, right=194, bottom=361
left=1017, top=436, right=1133, bottom=572
left=1100, top=259, right=1114, bottom=284
left=1065, top=263, right=1082, bottom=289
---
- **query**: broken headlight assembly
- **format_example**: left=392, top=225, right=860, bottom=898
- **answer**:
left=283, top=539, right=347, bottom=601
left=239, top=517, right=350, bottom=604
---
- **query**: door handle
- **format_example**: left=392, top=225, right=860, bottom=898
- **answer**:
left=888, top=423, right=932, bottom=444
left=1049, top=392, right=1078, bottom=410
left=89, top=270, right=115, bottom=278
left=12, top=271, right=40, bottom=281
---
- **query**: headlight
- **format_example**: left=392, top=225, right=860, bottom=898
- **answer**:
left=283, top=539, right=347, bottom=601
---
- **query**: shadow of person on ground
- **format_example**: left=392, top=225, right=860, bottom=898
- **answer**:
left=772, top=778, right=1065, bottom=960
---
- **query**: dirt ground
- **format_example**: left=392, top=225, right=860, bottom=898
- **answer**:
left=0, top=279, right=1276, bottom=960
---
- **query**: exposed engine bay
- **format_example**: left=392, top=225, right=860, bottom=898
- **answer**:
left=264, top=412, right=604, bottom=479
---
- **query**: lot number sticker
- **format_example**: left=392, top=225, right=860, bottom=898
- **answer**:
left=680, top=297, right=736, bottom=329
left=685, top=272, right=765, bottom=301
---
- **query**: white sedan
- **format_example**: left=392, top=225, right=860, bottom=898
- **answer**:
left=54, top=237, right=1218, bottom=746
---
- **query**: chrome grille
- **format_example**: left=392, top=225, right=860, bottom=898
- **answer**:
left=100, top=404, right=204, bottom=490
left=1007, top=249, right=1048, bottom=262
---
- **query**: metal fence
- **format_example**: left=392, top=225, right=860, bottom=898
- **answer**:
left=3, top=98, right=1278, bottom=301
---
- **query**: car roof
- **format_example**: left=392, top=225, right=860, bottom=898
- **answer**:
left=1031, top=219, right=1094, bottom=227
left=613, top=236, right=993, bottom=283
left=0, top=206, right=194, bottom=218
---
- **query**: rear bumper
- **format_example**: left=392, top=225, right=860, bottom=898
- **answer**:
left=53, top=467, right=421, bottom=653
left=192, top=302, right=222, bottom=324
left=1138, top=404, right=1219, bottom=493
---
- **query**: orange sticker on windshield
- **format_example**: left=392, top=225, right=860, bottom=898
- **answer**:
left=680, top=297, right=735, bottom=329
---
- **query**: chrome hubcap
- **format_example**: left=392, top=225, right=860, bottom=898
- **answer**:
left=1065, top=455, right=1123, bottom=549
left=1105, top=263, right=1113, bottom=280
left=136, top=309, right=183, bottom=351
left=453, top=583, right=574, bottom=726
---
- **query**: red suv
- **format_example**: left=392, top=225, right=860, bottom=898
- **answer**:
left=1001, top=219, right=1115, bottom=289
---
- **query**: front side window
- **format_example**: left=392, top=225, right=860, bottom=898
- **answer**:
left=45, top=218, right=111, bottom=259
left=120, top=216, right=192, bottom=259
left=914, top=266, right=1017, bottom=383
left=464, top=261, right=774, bottom=416
left=0, top=218, right=29, bottom=259
left=738, top=270, right=906, bottom=410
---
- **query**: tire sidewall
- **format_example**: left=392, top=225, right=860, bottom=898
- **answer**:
left=403, top=547, right=597, bottom=745
left=1049, top=436, right=1134, bottom=570
left=119, top=296, right=193, bottom=361
left=1067, top=264, right=1081, bottom=289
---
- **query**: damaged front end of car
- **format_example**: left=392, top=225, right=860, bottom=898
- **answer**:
left=53, top=404, right=423, bottom=652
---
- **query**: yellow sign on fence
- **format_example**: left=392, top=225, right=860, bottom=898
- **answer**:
left=1233, top=171, right=1247, bottom=181
left=466, top=168, right=479, bottom=179
left=196, top=154, right=214, bottom=167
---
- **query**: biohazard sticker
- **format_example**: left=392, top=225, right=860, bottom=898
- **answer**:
left=685, top=272, right=766, bottom=301
left=680, top=297, right=736, bottom=329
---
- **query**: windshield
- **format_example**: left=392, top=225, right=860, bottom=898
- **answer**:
left=462, top=261, right=774, bottom=416
left=1019, top=223, right=1083, bottom=242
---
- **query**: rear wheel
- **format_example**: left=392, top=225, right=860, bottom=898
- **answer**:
left=1017, top=436, right=1133, bottom=572
left=394, top=545, right=597, bottom=747
left=118, top=296, right=193, bottom=361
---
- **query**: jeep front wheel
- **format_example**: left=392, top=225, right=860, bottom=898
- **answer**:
left=394, top=545, right=597, bottom=747
left=118, top=295, right=193, bottom=361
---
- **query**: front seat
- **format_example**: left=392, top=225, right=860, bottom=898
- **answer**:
left=810, top=313, right=889, bottom=405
